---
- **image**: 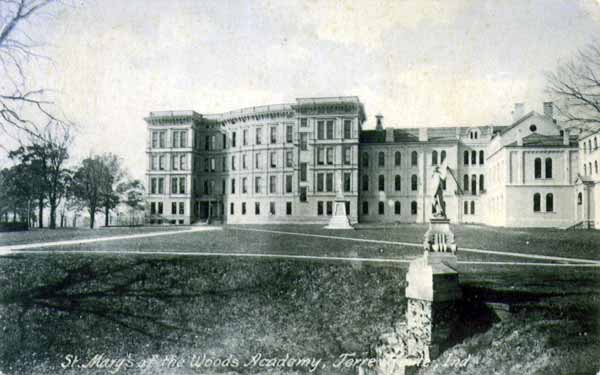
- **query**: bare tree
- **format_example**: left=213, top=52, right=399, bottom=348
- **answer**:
left=0, top=0, right=66, bottom=139
left=546, top=42, right=600, bottom=131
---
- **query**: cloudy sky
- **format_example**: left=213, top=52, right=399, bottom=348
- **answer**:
left=18, top=0, right=600, bottom=178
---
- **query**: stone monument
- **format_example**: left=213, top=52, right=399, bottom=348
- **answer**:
left=325, top=174, right=353, bottom=230
left=361, top=164, right=461, bottom=375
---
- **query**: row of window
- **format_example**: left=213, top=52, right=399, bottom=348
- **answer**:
left=534, top=158, right=553, bottom=179
left=230, top=201, right=293, bottom=216
left=533, top=193, right=554, bottom=212
left=462, top=174, right=485, bottom=194
left=582, top=136, right=598, bottom=153
left=150, top=177, right=186, bottom=195
left=362, top=151, right=417, bottom=168
left=362, top=174, right=425, bottom=192
left=362, top=201, right=418, bottom=216
left=583, top=160, right=599, bottom=176
left=151, top=130, right=188, bottom=149
left=149, top=201, right=185, bottom=215
left=463, top=150, right=485, bottom=166
left=463, top=201, right=476, bottom=215
left=150, top=154, right=187, bottom=171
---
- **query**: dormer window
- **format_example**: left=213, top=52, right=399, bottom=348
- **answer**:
left=469, top=129, right=479, bottom=140
left=529, top=124, right=537, bottom=132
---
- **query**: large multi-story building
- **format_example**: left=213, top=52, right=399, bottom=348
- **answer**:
left=144, top=96, right=597, bottom=228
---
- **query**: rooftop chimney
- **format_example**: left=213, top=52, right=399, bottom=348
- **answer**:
left=385, top=128, right=394, bottom=143
left=543, top=102, right=554, bottom=119
left=375, top=114, right=384, bottom=131
left=512, top=102, right=525, bottom=122
left=419, top=127, right=428, bottom=142
left=563, top=128, right=569, bottom=146
left=517, top=129, right=523, bottom=146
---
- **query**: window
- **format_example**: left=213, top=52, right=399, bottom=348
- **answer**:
left=362, top=201, right=369, bottom=215
left=317, top=173, right=324, bottom=192
left=464, top=151, right=469, bottom=165
left=578, top=192, right=583, bottom=205
left=590, top=162, right=593, bottom=175
left=378, top=152, right=385, bottom=167
left=546, top=193, right=554, bottom=212
left=394, top=201, right=401, bottom=215
left=255, top=202, right=260, bottom=215
left=533, top=193, right=541, bottom=212
left=471, top=151, right=476, bottom=165
left=286, top=151, right=293, bottom=167
left=286, top=175, right=293, bottom=193
left=464, top=201, right=468, bottom=214
left=255, top=177, right=262, bottom=193
left=326, top=120, right=334, bottom=139
left=230, top=203, right=234, bottom=215
left=378, top=175, right=385, bottom=191
left=534, top=158, right=542, bottom=179
left=596, top=161, right=599, bottom=174
left=300, top=163, right=307, bottom=182
left=151, top=178, right=157, bottom=194
left=179, top=202, right=184, bottom=215
left=471, top=175, right=477, bottom=195
left=231, top=178, right=236, bottom=194
left=479, top=150, right=484, bottom=165
left=326, top=201, right=333, bottom=215
left=222, top=133, right=227, bottom=149
left=394, top=175, right=401, bottom=191
left=159, top=132, right=165, bottom=148
left=317, top=147, right=324, bottom=165
left=411, top=201, right=417, bottom=215
left=378, top=201, right=385, bottom=215
left=411, top=151, right=418, bottom=166
left=159, top=155, right=165, bottom=170
left=286, top=202, right=292, bottom=215
left=172, top=155, right=179, bottom=170
left=270, top=127, right=277, bottom=144
left=242, top=202, right=247, bottom=215
left=362, top=175, right=369, bottom=191
left=529, top=124, right=537, bottom=132
left=286, top=125, right=293, bottom=143
left=479, top=175, right=484, bottom=192
left=256, top=128, right=262, bottom=145
left=545, top=158, right=552, bottom=179
left=270, top=202, right=276, bottom=215
left=362, top=152, right=369, bottom=167
left=344, top=172, right=351, bottom=192
left=411, top=175, right=417, bottom=191
left=242, top=154, right=247, bottom=169
left=595, top=137, right=598, bottom=150
left=470, top=201, right=475, bottom=215
left=172, top=177, right=178, bottom=194
left=317, top=120, right=325, bottom=140
left=432, top=151, right=438, bottom=165
left=584, top=164, right=588, bottom=175
left=345, top=201, right=350, bottom=216
left=151, top=132, right=158, bottom=148
left=232, top=132, right=237, bottom=147
left=210, top=158, right=216, bottom=172
left=221, top=179, right=225, bottom=194
left=300, top=187, right=307, bottom=202
left=243, top=129, right=248, bottom=146
left=343, top=119, right=352, bottom=139
left=343, top=146, right=351, bottom=165
left=326, top=173, right=333, bottom=192
left=171, top=202, right=177, bottom=214
left=300, top=118, right=307, bottom=127
left=317, top=201, right=324, bottom=215
left=242, top=178, right=248, bottom=194
left=270, top=152, right=277, bottom=168
left=270, top=176, right=277, bottom=194
left=395, top=151, right=401, bottom=166
left=300, top=133, right=308, bottom=150
left=150, top=202, right=156, bottom=214
left=157, top=202, right=163, bottom=214
left=255, top=153, right=262, bottom=169
left=326, top=147, right=334, bottom=165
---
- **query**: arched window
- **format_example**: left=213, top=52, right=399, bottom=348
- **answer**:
left=464, top=201, right=469, bottom=214
left=432, top=150, right=438, bottom=165
left=533, top=193, right=541, bottom=212
left=378, top=151, right=385, bottom=167
left=411, top=151, right=418, bottom=166
left=471, top=174, right=477, bottom=195
left=464, top=174, right=469, bottom=192
left=534, top=158, right=542, bottom=179
left=441, top=150, right=446, bottom=163
left=378, top=201, right=385, bottom=215
left=590, top=162, right=593, bottom=175
left=479, top=175, right=485, bottom=192
left=471, top=150, right=477, bottom=165
left=589, top=140, right=593, bottom=152
left=362, top=175, right=369, bottom=191
left=378, top=175, right=385, bottom=191
left=464, top=150, right=469, bottom=165
left=394, top=201, right=401, bottom=215
left=362, top=152, right=369, bottom=167
left=584, top=142, right=588, bottom=153
left=479, top=150, right=484, bottom=165
left=546, top=193, right=554, bottom=212
left=411, top=175, right=418, bottom=191
left=395, top=175, right=401, bottom=191
left=411, top=201, right=417, bottom=215
left=470, top=201, right=475, bottom=215
left=545, top=158, right=552, bottom=179
left=578, top=192, right=583, bottom=205
left=596, top=161, right=598, bottom=174
left=395, top=151, right=401, bottom=166
left=584, top=164, right=588, bottom=175
left=595, top=137, right=598, bottom=150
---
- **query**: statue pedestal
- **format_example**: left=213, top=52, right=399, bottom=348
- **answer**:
left=325, top=199, right=353, bottom=230
left=423, top=218, right=457, bottom=253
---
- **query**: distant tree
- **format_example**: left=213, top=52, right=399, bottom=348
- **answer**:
left=97, top=153, right=126, bottom=227
left=117, top=179, right=145, bottom=225
left=546, top=41, right=600, bottom=130
left=71, top=156, right=112, bottom=229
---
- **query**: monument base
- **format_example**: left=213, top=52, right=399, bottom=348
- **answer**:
left=325, top=199, right=353, bottom=230
left=423, top=218, right=457, bottom=253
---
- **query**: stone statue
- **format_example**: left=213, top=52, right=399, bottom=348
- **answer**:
left=431, top=164, right=447, bottom=218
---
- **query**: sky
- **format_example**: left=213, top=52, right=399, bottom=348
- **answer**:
left=8, top=0, right=600, bottom=179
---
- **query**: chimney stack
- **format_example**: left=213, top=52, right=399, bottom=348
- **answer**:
left=419, top=127, right=428, bottom=142
left=512, top=103, right=525, bottom=122
left=385, top=128, right=394, bottom=142
left=375, top=114, right=384, bottom=131
left=563, top=128, right=569, bottom=146
left=543, top=102, right=554, bottom=119
left=517, top=129, right=523, bottom=146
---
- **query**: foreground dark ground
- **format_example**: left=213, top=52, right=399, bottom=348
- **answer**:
left=0, top=225, right=599, bottom=374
